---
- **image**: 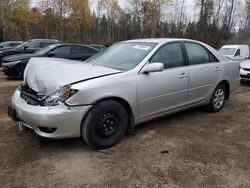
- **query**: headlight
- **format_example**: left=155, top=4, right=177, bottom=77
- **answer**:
left=45, top=85, right=78, bottom=106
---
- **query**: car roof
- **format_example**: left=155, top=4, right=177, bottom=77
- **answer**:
left=51, top=43, right=99, bottom=51
left=221, top=45, right=249, bottom=48
left=124, top=38, right=226, bottom=62
left=61, top=43, right=90, bottom=46
left=28, top=39, right=59, bottom=42
left=89, top=44, right=105, bottom=46
left=124, top=38, right=199, bottom=44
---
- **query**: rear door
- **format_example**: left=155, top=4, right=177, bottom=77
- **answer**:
left=184, top=42, right=222, bottom=105
left=137, top=42, right=189, bottom=120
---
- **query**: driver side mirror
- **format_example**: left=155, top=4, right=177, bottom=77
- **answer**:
left=24, top=45, right=28, bottom=49
left=142, top=63, right=164, bottom=74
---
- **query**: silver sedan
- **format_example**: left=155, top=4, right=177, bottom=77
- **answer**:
left=9, top=38, right=240, bottom=149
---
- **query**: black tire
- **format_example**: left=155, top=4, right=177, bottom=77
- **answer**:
left=206, top=84, right=226, bottom=113
left=81, top=100, right=128, bottom=149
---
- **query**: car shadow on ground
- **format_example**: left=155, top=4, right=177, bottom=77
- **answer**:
left=24, top=106, right=204, bottom=152
left=2, top=76, right=22, bottom=81
left=241, top=80, right=250, bottom=86
left=128, top=106, right=204, bottom=134
left=25, top=132, right=90, bottom=151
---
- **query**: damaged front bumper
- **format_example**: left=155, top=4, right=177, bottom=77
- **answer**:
left=9, top=88, right=92, bottom=139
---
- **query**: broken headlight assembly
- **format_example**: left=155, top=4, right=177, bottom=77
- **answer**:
left=45, top=85, right=78, bottom=106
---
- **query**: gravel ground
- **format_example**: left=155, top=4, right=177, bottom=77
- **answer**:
left=0, top=68, right=250, bottom=188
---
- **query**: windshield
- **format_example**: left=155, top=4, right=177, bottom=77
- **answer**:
left=16, top=42, right=28, bottom=49
left=86, top=42, right=156, bottom=71
left=34, top=44, right=59, bottom=55
left=219, top=48, right=236, bottom=56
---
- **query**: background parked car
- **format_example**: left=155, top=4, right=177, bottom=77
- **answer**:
left=240, top=59, right=250, bottom=82
left=2, top=43, right=99, bottom=78
left=219, top=45, right=250, bottom=60
left=0, top=39, right=60, bottom=65
left=0, top=41, right=24, bottom=49
left=88, top=44, right=107, bottom=50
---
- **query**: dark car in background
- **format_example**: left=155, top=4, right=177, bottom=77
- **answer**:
left=0, top=39, right=60, bottom=65
left=2, top=43, right=99, bottom=78
left=89, top=44, right=107, bottom=50
left=0, top=41, right=24, bottom=49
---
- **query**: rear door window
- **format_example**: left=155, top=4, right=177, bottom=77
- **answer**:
left=27, top=41, right=40, bottom=48
left=185, top=43, right=211, bottom=65
left=71, top=46, right=95, bottom=54
left=51, top=46, right=71, bottom=55
left=11, top=43, right=18, bottom=47
left=40, top=42, right=56, bottom=48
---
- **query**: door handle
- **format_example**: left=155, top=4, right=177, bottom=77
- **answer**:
left=215, top=67, right=221, bottom=72
left=179, top=73, right=188, bottom=79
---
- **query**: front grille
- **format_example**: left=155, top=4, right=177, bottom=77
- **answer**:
left=243, top=68, right=250, bottom=71
left=20, top=84, right=45, bottom=106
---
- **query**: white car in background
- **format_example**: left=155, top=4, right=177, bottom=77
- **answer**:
left=219, top=45, right=249, bottom=61
left=240, top=59, right=250, bottom=81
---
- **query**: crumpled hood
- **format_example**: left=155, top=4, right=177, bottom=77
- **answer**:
left=2, top=53, right=37, bottom=63
left=240, top=59, right=250, bottom=69
left=24, top=57, right=121, bottom=95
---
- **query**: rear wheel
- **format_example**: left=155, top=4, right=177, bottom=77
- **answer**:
left=206, top=84, right=226, bottom=112
left=81, top=100, right=128, bottom=149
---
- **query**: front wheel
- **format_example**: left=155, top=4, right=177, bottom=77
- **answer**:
left=206, top=84, right=226, bottom=112
left=81, top=100, right=128, bottom=149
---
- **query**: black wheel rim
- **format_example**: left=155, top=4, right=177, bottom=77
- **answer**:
left=95, top=112, right=119, bottom=139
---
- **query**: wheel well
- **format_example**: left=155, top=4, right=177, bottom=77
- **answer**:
left=219, top=80, right=230, bottom=99
left=96, top=97, right=135, bottom=130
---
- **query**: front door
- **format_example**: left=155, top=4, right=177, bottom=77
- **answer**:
left=137, top=42, right=189, bottom=121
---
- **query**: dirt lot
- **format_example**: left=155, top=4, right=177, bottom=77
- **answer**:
left=0, top=68, right=250, bottom=188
